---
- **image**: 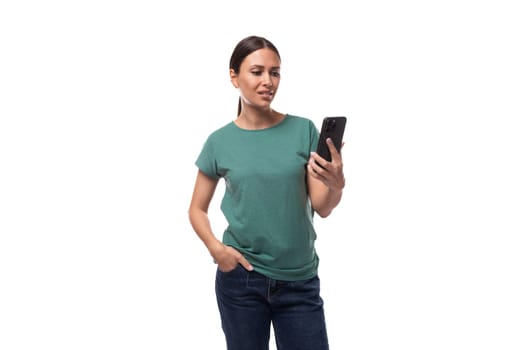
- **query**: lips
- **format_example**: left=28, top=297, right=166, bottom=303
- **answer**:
left=258, top=91, right=274, bottom=99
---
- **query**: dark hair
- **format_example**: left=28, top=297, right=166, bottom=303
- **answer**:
left=229, top=35, right=281, bottom=116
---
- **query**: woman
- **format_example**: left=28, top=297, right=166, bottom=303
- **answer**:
left=188, top=35, right=345, bottom=350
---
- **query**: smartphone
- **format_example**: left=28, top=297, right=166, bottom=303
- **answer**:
left=316, top=116, right=347, bottom=163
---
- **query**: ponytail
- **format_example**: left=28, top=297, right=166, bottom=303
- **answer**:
left=237, top=97, right=241, bottom=116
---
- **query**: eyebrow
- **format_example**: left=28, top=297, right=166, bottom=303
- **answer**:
left=249, top=65, right=280, bottom=70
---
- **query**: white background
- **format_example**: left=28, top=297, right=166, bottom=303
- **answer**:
left=1, top=1, right=524, bottom=349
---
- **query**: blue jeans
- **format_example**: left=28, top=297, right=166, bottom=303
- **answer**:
left=215, top=265, right=329, bottom=350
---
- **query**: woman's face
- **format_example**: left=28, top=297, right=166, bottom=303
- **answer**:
left=231, top=48, right=281, bottom=111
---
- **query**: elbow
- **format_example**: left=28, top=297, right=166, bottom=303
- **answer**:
left=188, top=205, right=198, bottom=223
left=188, top=205, right=208, bottom=226
left=312, top=200, right=333, bottom=218
left=316, top=208, right=332, bottom=218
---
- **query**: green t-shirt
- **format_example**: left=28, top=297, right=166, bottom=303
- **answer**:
left=195, top=114, right=320, bottom=281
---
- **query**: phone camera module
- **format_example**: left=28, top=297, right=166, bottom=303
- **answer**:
left=327, top=119, right=336, bottom=131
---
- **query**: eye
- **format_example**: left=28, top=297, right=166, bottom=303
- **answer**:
left=271, top=71, right=280, bottom=77
left=251, top=70, right=262, bottom=76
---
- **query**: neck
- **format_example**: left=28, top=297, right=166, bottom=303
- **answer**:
left=236, top=107, right=283, bottom=130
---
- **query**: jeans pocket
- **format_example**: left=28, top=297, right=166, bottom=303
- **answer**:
left=217, top=263, right=242, bottom=275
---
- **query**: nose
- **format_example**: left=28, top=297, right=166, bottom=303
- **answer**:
left=262, top=72, right=274, bottom=87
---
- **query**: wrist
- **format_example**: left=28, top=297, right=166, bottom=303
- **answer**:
left=207, top=240, right=224, bottom=259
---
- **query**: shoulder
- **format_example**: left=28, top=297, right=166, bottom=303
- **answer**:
left=285, top=114, right=313, bottom=124
left=284, top=114, right=318, bottom=132
left=204, top=121, right=236, bottom=141
left=284, top=114, right=317, bottom=128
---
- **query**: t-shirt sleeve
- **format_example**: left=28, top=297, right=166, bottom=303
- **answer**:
left=195, top=135, right=221, bottom=179
left=309, top=119, right=320, bottom=153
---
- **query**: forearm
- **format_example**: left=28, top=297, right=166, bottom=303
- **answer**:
left=188, top=208, right=223, bottom=256
left=307, top=147, right=346, bottom=218
left=312, top=187, right=343, bottom=218
left=188, top=208, right=252, bottom=270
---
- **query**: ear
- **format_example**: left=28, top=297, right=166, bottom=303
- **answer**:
left=230, top=69, right=239, bottom=88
